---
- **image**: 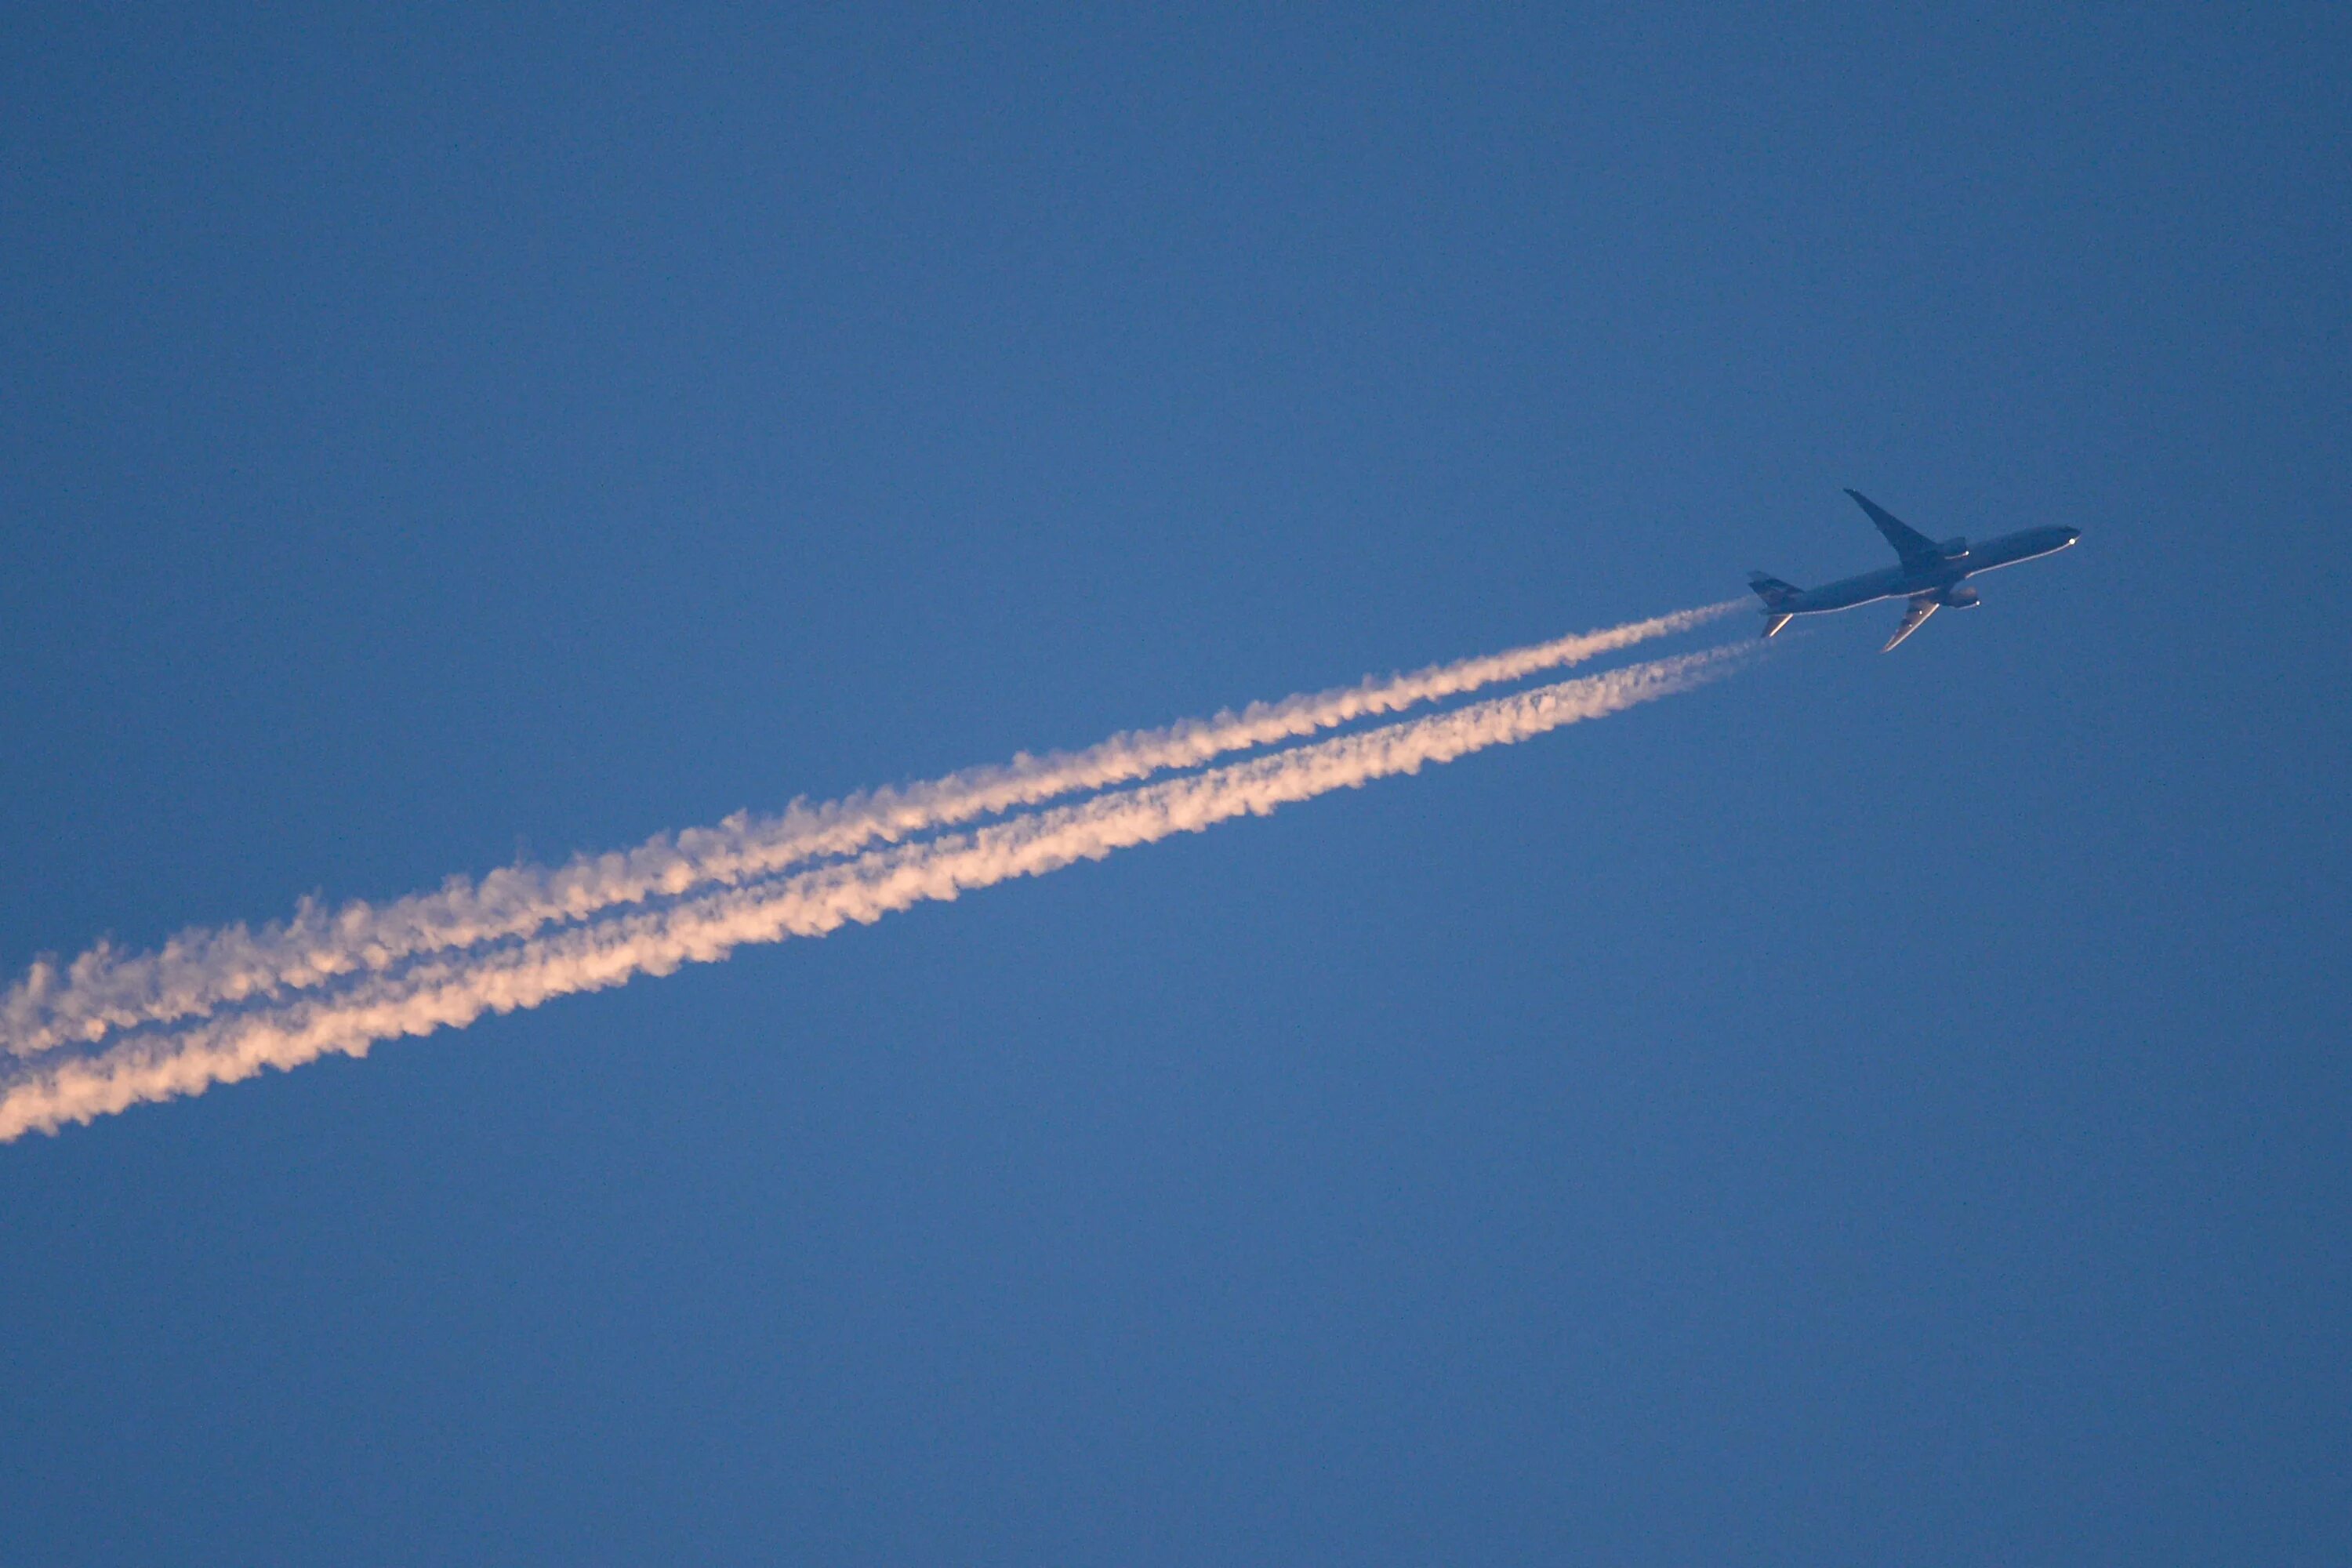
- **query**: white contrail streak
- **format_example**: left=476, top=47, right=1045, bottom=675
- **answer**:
left=1, top=603, right=1738, bottom=1060
left=0, top=644, right=1750, bottom=1140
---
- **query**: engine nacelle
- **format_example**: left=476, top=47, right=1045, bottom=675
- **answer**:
left=1938, top=583, right=1980, bottom=608
left=1937, top=535, right=1970, bottom=560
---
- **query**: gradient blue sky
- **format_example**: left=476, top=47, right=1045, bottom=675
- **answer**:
left=4, top=5, right=2347, bottom=1563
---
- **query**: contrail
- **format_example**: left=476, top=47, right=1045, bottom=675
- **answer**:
left=1, top=602, right=1737, bottom=1060
left=0, top=643, right=1751, bottom=1139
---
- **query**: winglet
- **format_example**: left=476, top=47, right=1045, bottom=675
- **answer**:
left=1844, top=487, right=1894, bottom=519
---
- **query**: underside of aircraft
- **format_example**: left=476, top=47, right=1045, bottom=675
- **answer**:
left=1748, top=492, right=2077, bottom=651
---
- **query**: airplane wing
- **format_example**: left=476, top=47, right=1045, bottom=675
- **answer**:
left=1882, top=593, right=1940, bottom=652
left=1846, top=489, right=1943, bottom=572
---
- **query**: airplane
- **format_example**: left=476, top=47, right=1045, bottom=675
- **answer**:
left=1748, top=491, right=2080, bottom=651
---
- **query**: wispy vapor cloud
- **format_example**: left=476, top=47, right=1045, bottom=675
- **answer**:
left=0, top=643, right=1750, bottom=1140
left=2, top=603, right=1737, bottom=1061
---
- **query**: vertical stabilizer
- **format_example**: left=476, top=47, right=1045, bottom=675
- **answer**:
left=1748, top=572, right=1800, bottom=638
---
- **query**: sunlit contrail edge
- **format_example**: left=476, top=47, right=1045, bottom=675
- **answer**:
left=0, top=643, right=1751, bottom=1139
left=1, top=603, right=1740, bottom=1060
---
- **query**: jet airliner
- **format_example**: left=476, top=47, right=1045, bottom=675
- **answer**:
left=1749, top=491, right=2080, bottom=651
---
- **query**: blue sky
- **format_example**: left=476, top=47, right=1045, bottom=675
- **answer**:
left=3, top=5, right=2346, bottom=1562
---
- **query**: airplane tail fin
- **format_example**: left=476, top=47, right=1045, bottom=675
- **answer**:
left=1747, top=571, right=1800, bottom=608
left=1748, top=572, right=1800, bottom=638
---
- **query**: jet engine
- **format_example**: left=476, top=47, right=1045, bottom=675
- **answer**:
left=1937, top=535, right=1970, bottom=561
left=1938, top=583, right=1980, bottom=608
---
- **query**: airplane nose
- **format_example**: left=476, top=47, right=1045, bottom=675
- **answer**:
left=2064, top=527, right=2082, bottom=543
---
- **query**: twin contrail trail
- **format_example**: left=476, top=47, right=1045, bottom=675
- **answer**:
left=1, top=608, right=1748, bottom=1140
left=2, top=604, right=1733, bottom=1061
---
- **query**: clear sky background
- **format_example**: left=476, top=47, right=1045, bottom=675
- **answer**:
left=3, top=5, right=2346, bottom=1563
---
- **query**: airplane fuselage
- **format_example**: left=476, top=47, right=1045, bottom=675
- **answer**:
left=1780, top=524, right=2079, bottom=615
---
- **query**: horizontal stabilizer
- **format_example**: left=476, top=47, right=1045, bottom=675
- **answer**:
left=1761, top=613, right=1794, bottom=639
